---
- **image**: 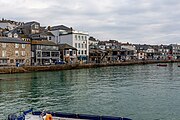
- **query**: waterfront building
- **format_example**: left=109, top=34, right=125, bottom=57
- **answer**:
left=31, top=40, right=60, bottom=65
left=49, top=25, right=89, bottom=62
left=90, top=40, right=122, bottom=63
left=169, top=44, right=180, bottom=59
left=0, top=37, right=31, bottom=66
left=121, top=43, right=137, bottom=60
left=152, top=45, right=171, bottom=60
left=58, top=44, right=77, bottom=63
left=135, top=44, right=155, bottom=60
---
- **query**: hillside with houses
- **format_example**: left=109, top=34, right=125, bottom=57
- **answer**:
left=0, top=18, right=180, bottom=66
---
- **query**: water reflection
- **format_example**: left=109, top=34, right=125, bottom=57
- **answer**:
left=0, top=63, right=180, bottom=120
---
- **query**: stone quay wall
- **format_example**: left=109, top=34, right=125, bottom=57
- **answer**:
left=0, top=60, right=180, bottom=74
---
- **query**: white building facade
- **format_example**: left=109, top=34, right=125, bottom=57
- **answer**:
left=50, top=28, right=89, bottom=61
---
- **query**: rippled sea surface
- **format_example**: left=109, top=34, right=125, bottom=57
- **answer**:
left=0, top=63, right=180, bottom=120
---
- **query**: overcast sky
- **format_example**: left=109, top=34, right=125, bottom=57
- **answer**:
left=0, top=0, right=180, bottom=44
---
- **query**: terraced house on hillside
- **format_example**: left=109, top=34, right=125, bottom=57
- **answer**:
left=0, top=37, right=31, bottom=66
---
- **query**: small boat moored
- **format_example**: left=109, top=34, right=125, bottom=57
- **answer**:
left=157, top=64, right=167, bottom=67
left=8, top=108, right=132, bottom=120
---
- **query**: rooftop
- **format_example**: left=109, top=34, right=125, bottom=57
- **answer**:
left=0, top=37, right=30, bottom=44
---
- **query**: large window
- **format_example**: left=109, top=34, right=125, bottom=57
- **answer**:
left=75, top=43, right=77, bottom=48
left=42, top=52, right=50, bottom=57
left=21, top=51, right=25, bottom=56
left=2, top=51, right=6, bottom=57
left=22, top=44, right=26, bottom=49
left=73, top=51, right=76, bottom=54
left=34, top=24, right=39, bottom=29
left=15, top=44, right=19, bottom=48
left=70, top=51, right=73, bottom=56
left=78, top=43, right=81, bottom=48
left=51, top=52, right=59, bottom=57
left=15, top=51, right=19, bottom=56
left=75, top=35, right=77, bottom=40
left=0, top=60, right=7, bottom=64
left=85, top=50, right=87, bottom=55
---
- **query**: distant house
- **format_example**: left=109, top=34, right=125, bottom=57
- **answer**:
left=30, top=32, right=55, bottom=41
left=0, top=37, right=31, bottom=66
left=89, top=48, right=107, bottom=63
left=49, top=25, right=89, bottom=61
left=121, top=43, right=137, bottom=60
left=169, top=44, right=180, bottom=59
left=22, top=21, right=40, bottom=35
left=58, top=44, right=77, bottom=63
left=31, top=40, right=60, bottom=65
left=0, top=18, right=23, bottom=30
left=135, top=44, right=155, bottom=60
left=89, top=36, right=99, bottom=45
left=3, top=26, right=31, bottom=42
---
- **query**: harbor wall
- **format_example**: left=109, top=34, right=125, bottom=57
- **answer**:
left=0, top=60, right=180, bottom=74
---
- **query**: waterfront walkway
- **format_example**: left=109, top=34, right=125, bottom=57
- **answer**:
left=0, top=60, right=180, bottom=74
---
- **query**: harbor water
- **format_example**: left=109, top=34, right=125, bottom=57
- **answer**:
left=0, top=63, right=180, bottom=120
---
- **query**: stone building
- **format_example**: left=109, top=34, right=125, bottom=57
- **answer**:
left=0, top=37, right=31, bottom=66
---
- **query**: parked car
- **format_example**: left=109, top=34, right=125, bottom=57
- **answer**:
left=55, top=60, right=66, bottom=65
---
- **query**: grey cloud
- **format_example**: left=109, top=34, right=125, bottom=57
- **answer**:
left=0, top=0, right=180, bottom=44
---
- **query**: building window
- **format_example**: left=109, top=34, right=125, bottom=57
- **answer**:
left=2, top=43, right=6, bottom=48
left=73, top=51, right=76, bottom=54
left=22, top=51, right=25, bottom=56
left=10, top=59, right=14, bottom=63
left=49, top=36, right=51, bottom=40
left=15, top=44, right=19, bottom=48
left=78, top=43, right=81, bottom=48
left=22, top=44, right=26, bottom=48
left=70, top=51, right=73, bottom=56
left=78, top=36, right=81, bottom=40
left=75, top=35, right=77, bottom=40
left=85, top=36, right=87, bottom=40
left=35, top=24, right=39, bottom=29
left=85, top=50, right=87, bottom=55
left=75, top=43, right=77, bottom=48
left=2, top=51, right=6, bottom=57
left=82, top=36, right=84, bottom=40
left=81, top=50, right=84, bottom=55
left=0, top=60, right=7, bottom=64
left=15, top=51, right=19, bottom=56
left=82, top=44, right=84, bottom=48
left=78, top=50, right=80, bottom=55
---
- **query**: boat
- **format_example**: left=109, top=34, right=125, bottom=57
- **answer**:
left=8, top=108, right=132, bottom=120
left=157, top=64, right=167, bottom=67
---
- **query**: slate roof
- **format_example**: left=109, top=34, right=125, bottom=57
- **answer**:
left=0, top=37, right=30, bottom=44
left=50, top=25, right=72, bottom=31
left=58, top=43, right=77, bottom=50
left=134, top=44, right=152, bottom=50
left=24, top=21, right=40, bottom=25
